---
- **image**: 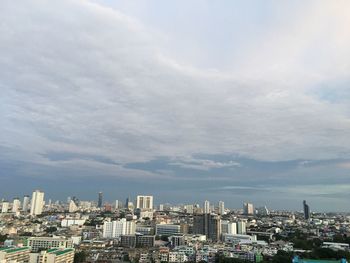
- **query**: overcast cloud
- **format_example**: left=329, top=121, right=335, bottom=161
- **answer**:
left=1, top=0, right=350, bottom=211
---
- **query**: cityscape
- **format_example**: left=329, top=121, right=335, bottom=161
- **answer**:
left=2, top=0, right=350, bottom=263
left=1, top=191, right=350, bottom=263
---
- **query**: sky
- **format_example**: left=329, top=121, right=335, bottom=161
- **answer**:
left=1, top=0, right=350, bottom=212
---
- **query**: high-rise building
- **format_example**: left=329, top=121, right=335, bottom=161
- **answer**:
left=136, top=195, right=153, bottom=210
left=218, top=201, right=225, bottom=215
left=69, top=200, right=78, bottom=213
left=98, top=192, right=103, bottom=208
left=30, top=190, right=45, bottom=216
left=243, top=202, right=254, bottom=215
left=22, top=195, right=30, bottom=212
left=303, top=200, right=310, bottom=220
left=237, top=220, right=247, bottom=234
left=1, top=201, right=9, bottom=213
left=115, top=200, right=120, bottom=209
left=204, top=200, right=210, bottom=214
left=221, top=220, right=237, bottom=235
left=103, top=218, right=136, bottom=238
left=193, top=214, right=221, bottom=241
left=12, top=198, right=21, bottom=213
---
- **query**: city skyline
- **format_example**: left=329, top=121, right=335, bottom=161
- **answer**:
left=2, top=0, right=350, bottom=212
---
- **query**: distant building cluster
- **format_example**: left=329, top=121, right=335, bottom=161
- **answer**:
left=1, top=190, right=349, bottom=263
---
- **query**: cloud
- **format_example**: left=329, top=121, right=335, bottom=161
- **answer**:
left=1, top=0, right=350, bottom=200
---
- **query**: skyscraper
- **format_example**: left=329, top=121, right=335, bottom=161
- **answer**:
left=30, top=190, right=45, bottom=216
left=12, top=198, right=21, bottom=213
left=1, top=201, right=9, bottom=213
left=204, top=200, right=210, bottom=214
left=218, top=201, right=225, bottom=215
left=22, top=195, right=30, bottom=212
left=243, top=202, right=254, bottom=215
left=303, top=200, right=310, bottom=220
left=98, top=192, right=103, bottom=208
left=193, top=214, right=221, bottom=241
left=136, top=195, right=153, bottom=210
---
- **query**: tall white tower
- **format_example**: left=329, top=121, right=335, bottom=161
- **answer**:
left=30, top=190, right=45, bottom=216
left=204, top=200, right=210, bottom=214
left=12, top=198, right=21, bottom=213
left=218, top=201, right=225, bottom=215
left=1, top=201, right=9, bottom=213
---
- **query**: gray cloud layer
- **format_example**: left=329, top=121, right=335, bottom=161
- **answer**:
left=1, top=0, right=350, bottom=210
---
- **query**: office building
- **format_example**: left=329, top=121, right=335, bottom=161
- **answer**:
left=30, top=190, right=45, bottom=216
left=156, top=224, right=182, bottom=236
left=27, top=237, right=73, bottom=252
left=218, top=201, right=225, bottom=215
left=120, top=234, right=155, bottom=248
left=204, top=200, right=210, bottom=214
left=98, top=192, right=103, bottom=208
left=136, top=235, right=155, bottom=248
left=12, top=198, right=21, bottom=213
left=136, top=195, right=153, bottom=210
left=0, top=247, right=30, bottom=262
left=243, top=202, right=254, bottom=215
left=23, top=195, right=30, bottom=211
left=102, top=218, right=136, bottom=238
left=120, top=235, right=136, bottom=248
left=1, top=201, right=9, bottom=213
left=303, top=200, right=310, bottom=220
left=193, top=214, right=221, bottom=241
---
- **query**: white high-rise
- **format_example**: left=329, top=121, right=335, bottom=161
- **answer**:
left=204, top=200, right=210, bottom=214
left=22, top=195, right=30, bottom=211
left=12, top=198, right=21, bottom=213
left=136, top=195, right=153, bottom=210
left=103, top=218, right=135, bottom=238
left=218, top=201, right=225, bottom=215
left=30, top=190, right=45, bottom=216
left=237, top=221, right=247, bottom=234
left=1, top=201, right=9, bottom=213
left=221, top=220, right=237, bottom=235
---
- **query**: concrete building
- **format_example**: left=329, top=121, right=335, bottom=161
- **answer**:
left=1, top=201, right=9, bottom=213
left=12, top=198, right=21, bottom=213
left=27, top=237, right=73, bottom=252
left=23, top=195, right=30, bottom=212
left=30, top=190, right=45, bottom=216
left=204, top=200, right=210, bottom=214
left=102, top=218, right=136, bottom=238
left=218, top=201, right=225, bottom=215
left=68, top=200, right=78, bottom=213
left=243, top=202, right=254, bottom=215
left=29, top=248, right=74, bottom=263
left=237, top=221, right=247, bottom=235
left=193, top=214, right=221, bottom=241
left=221, top=220, right=237, bottom=235
left=156, top=224, right=181, bottom=236
left=136, top=195, right=153, bottom=210
left=0, top=247, right=30, bottom=262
